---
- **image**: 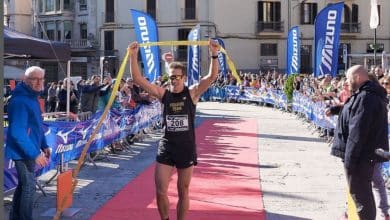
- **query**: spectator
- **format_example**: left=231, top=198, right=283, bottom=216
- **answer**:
left=331, top=65, right=389, bottom=219
left=79, top=75, right=106, bottom=114
left=47, top=82, right=57, bottom=112
left=6, top=66, right=50, bottom=220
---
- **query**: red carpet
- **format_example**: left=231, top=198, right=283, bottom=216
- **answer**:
left=91, top=118, right=265, bottom=220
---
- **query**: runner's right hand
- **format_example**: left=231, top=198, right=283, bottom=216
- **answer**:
left=128, top=42, right=139, bottom=56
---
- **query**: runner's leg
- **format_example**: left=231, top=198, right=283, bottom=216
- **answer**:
left=177, top=166, right=194, bottom=220
left=155, top=162, right=174, bottom=220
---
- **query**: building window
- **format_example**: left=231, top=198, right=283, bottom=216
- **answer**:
left=5, top=15, right=10, bottom=27
left=258, top=1, right=281, bottom=22
left=41, top=63, right=59, bottom=83
left=104, top=31, right=114, bottom=51
left=177, top=29, right=191, bottom=61
left=79, top=0, right=87, bottom=11
left=300, top=3, right=317, bottom=25
left=56, top=0, right=60, bottom=11
left=45, top=0, right=54, bottom=12
left=80, top=23, right=87, bottom=39
left=352, top=4, right=359, bottom=23
left=45, top=22, right=55, bottom=40
left=56, top=20, right=62, bottom=41
left=39, top=0, right=43, bottom=13
left=105, top=0, right=115, bottom=22
left=64, top=21, right=72, bottom=39
left=147, top=0, right=156, bottom=19
left=63, top=0, right=74, bottom=10
left=185, top=0, right=196, bottom=20
left=260, top=44, right=277, bottom=56
left=257, top=1, right=282, bottom=31
left=341, top=4, right=360, bottom=33
left=300, top=45, right=312, bottom=73
left=71, top=62, right=88, bottom=80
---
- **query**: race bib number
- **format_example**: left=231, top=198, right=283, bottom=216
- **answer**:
left=166, top=115, right=189, bottom=132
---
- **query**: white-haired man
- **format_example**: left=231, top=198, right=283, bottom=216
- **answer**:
left=6, top=66, right=50, bottom=220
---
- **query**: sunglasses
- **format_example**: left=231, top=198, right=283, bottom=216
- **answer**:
left=169, top=75, right=183, bottom=80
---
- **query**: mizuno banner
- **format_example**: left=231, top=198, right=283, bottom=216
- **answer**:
left=214, top=38, right=228, bottom=78
left=187, top=24, right=201, bottom=86
left=314, top=2, right=344, bottom=78
left=130, top=9, right=160, bottom=82
left=286, top=26, right=300, bottom=75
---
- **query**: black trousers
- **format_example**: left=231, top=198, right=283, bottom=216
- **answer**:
left=346, top=160, right=376, bottom=220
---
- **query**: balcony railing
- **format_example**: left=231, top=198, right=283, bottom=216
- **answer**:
left=341, top=22, right=361, bottom=33
left=63, top=39, right=92, bottom=49
left=256, top=21, right=284, bottom=33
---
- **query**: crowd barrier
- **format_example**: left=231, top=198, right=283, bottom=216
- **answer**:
left=3, top=101, right=161, bottom=193
left=202, top=86, right=390, bottom=180
left=4, top=87, right=390, bottom=192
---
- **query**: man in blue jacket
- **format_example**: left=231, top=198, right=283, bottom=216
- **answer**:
left=6, top=66, right=50, bottom=220
left=331, top=65, right=389, bottom=220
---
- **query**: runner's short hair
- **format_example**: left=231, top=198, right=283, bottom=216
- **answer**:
left=168, top=62, right=187, bottom=76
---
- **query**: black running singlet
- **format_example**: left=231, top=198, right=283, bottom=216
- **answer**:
left=161, top=86, right=196, bottom=146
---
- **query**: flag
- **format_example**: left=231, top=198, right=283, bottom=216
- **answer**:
left=187, top=24, right=201, bottom=86
left=314, top=2, right=344, bottom=78
left=370, top=0, right=379, bottom=29
left=286, top=26, right=300, bottom=75
left=214, top=38, right=228, bottom=78
left=130, top=9, right=160, bottom=82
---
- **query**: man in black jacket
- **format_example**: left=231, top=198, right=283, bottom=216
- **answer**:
left=331, top=65, right=389, bottom=219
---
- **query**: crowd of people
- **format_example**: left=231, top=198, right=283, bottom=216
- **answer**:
left=38, top=74, right=155, bottom=115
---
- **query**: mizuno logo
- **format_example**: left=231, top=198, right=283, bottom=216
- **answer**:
left=55, top=143, right=74, bottom=154
left=320, top=10, right=337, bottom=75
left=191, top=28, right=199, bottom=80
left=291, top=29, right=299, bottom=73
left=56, top=127, right=77, bottom=143
left=138, top=17, right=156, bottom=77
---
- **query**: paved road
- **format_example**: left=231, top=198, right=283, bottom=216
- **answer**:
left=197, top=102, right=346, bottom=220
left=4, top=102, right=350, bottom=219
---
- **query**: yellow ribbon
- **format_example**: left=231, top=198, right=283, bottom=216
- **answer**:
left=139, top=40, right=241, bottom=84
left=54, top=52, right=129, bottom=220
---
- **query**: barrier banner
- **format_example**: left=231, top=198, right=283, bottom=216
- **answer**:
left=4, top=102, right=161, bottom=193
left=187, top=24, right=201, bottom=86
left=314, top=2, right=344, bottom=78
left=130, top=9, right=160, bottom=82
left=286, top=26, right=300, bottom=76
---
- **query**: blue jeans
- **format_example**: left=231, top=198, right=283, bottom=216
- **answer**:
left=10, top=160, right=36, bottom=220
left=372, top=162, right=390, bottom=216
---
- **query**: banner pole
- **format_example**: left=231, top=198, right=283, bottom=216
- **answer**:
left=374, top=28, right=377, bottom=66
